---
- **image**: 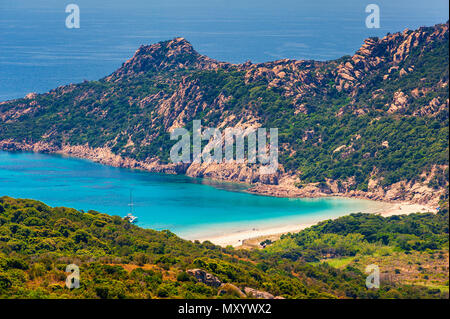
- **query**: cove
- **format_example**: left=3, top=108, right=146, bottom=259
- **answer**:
left=0, top=151, right=387, bottom=240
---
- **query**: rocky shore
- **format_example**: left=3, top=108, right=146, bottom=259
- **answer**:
left=0, top=139, right=444, bottom=208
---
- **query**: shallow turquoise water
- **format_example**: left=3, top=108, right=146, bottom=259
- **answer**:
left=0, top=151, right=385, bottom=239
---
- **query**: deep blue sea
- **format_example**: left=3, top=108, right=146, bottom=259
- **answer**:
left=0, top=0, right=448, bottom=101
left=0, top=151, right=386, bottom=239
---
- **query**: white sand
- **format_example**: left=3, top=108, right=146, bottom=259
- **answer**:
left=196, top=202, right=437, bottom=247
left=196, top=223, right=315, bottom=247
left=377, top=203, right=436, bottom=217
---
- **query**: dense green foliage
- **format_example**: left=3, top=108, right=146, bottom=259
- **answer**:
left=270, top=209, right=449, bottom=262
left=0, top=197, right=447, bottom=299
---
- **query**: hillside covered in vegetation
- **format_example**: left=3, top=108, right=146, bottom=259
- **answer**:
left=0, top=196, right=448, bottom=299
left=0, top=23, right=448, bottom=205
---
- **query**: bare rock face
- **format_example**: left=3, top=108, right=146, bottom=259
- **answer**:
left=0, top=139, right=58, bottom=153
left=413, top=96, right=449, bottom=116
left=185, top=162, right=278, bottom=185
left=334, top=23, right=448, bottom=97
left=244, top=287, right=275, bottom=299
left=388, top=91, right=409, bottom=114
left=186, top=269, right=222, bottom=288
left=106, top=38, right=230, bottom=81
left=24, top=92, right=37, bottom=99
left=218, top=283, right=246, bottom=298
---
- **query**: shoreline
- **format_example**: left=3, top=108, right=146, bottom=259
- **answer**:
left=0, top=148, right=442, bottom=248
left=0, top=145, right=443, bottom=205
left=196, top=202, right=437, bottom=248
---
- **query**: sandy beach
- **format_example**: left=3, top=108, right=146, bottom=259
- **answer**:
left=197, top=201, right=437, bottom=248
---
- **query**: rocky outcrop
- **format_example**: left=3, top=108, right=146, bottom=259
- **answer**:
left=0, top=138, right=278, bottom=185
left=244, top=287, right=275, bottom=299
left=185, top=269, right=279, bottom=298
left=337, top=24, right=448, bottom=90
left=218, top=283, right=246, bottom=298
left=186, top=269, right=222, bottom=288
left=247, top=167, right=447, bottom=207
left=388, top=91, right=409, bottom=114
left=186, top=163, right=278, bottom=184
left=413, top=96, right=449, bottom=116
left=106, top=38, right=231, bottom=82
left=0, top=139, right=188, bottom=175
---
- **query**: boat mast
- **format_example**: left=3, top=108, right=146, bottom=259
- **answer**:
left=128, top=189, right=134, bottom=215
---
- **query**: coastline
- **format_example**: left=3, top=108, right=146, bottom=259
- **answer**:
left=197, top=201, right=437, bottom=248
left=0, top=147, right=442, bottom=249
left=0, top=143, right=444, bottom=206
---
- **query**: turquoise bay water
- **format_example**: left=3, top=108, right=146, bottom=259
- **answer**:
left=0, top=151, right=386, bottom=239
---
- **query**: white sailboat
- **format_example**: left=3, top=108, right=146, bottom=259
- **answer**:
left=124, top=190, right=138, bottom=224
